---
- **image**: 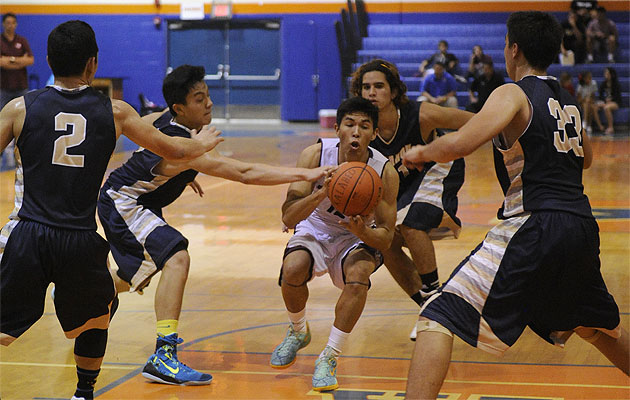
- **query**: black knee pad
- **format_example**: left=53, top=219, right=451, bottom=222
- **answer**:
left=74, top=329, right=108, bottom=359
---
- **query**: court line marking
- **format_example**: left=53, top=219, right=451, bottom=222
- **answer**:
left=5, top=361, right=626, bottom=391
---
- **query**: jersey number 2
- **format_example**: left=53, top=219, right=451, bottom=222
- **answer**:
left=547, top=99, right=583, bottom=157
left=52, top=112, right=86, bottom=167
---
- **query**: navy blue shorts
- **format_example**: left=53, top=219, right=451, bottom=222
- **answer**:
left=397, top=158, right=463, bottom=234
left=98, top=188, right=188, bottom=292
left=0, top=220, right=115, bottom=343
left=421, top=211, right=621, bottom=355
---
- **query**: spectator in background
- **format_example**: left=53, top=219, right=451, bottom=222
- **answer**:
left=466, top=45, right=493, bottom=81
left=0, top=12, right=33, bottom=169
left=417, top=62, right=458, bottom=108
left=416, top=40, right=460, bottom=80
left=586, top=6, right=618, bottom=63
left=571, top=0, right=598, bottom=28
left=466, top=59, right=504, bottom=113
left=561, top=9, right=586, bottom=64
left=595, top=67, right=621, bottom=136
left=559, top=71, right=576, bottom=97
left=577, top=71, right=602, bottom=135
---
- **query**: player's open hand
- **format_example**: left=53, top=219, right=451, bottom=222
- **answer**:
left=192, top=125, right=224, bottom=152
left=403, top=145, right=428, bottom=170
left=306, top=165, right=337, bottom=182
left=339, top=215, right=368, bottom=236
left=187, top=179, right=204, bottom=197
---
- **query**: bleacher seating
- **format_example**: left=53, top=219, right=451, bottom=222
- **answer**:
left=356, top=21, right=630, bottom=130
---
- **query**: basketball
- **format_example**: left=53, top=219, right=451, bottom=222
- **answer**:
left=327, top=162, right=383, bottom=216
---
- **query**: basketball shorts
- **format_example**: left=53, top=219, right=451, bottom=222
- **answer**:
left=420, top=211, right=621, bottom=355
left=98, top=188, right=188, bottom=292
left=281, top=232, right=383, bottom=290
left=397, top=159, right=464, bottom=240
left=0, top=220, right=116, bottom=344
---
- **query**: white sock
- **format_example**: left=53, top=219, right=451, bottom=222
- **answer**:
left=323, top=325, right=349, bottom=356
left=288, top=308, right=307, bottom=332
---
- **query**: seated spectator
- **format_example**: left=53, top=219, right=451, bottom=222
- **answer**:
left=417, top=61, right=458, bottom=108
left=466, top=45, right=492, bottom=81
left=595, top=67, right=621, bottom=136
left=561, top=9, right=586, bottom=63
left=586, top=6, right=618, bottom=63
left=465, top=59, right=504, bottom=113
left=576, top=71, right=602, bottom=134
left=559, top=71, right=576, bottom=97
left=571, top=0, right=598, bottom=28
left=416, top=40, right=460, bottom=79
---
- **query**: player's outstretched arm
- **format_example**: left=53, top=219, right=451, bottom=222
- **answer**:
left=281, top=143, right=329, bottom=229
left=404, top=83, right=526, bottom=169
left=419, top=101, right=474, bottom=143
left=0, top=97, right=25, bottom=153
left=157, top=148, right=333, bottom=184
left=112, top=99, right=223, bottom=161
left=340, top=162, right=398, bottom=251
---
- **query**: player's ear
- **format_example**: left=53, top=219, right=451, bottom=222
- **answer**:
left=334, top=123, right=340, bottom=137
left=172, top=103, right=185, bottom=116
left=372, top=127, right=378, bottom=141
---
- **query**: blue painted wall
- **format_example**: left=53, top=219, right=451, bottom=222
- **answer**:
left=15, top=11, right=628, bottom=120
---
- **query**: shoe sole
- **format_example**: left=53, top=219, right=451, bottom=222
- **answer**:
left=142, top=371, right=212, bottom=386
left=269, top=358, right=297, bottom=369
left=312, top=383, right=339, bottom=392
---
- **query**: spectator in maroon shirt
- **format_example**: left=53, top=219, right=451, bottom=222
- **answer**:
left=1, top=12, right=34, bottom=168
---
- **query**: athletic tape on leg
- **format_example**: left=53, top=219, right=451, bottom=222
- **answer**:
left=416, top=320, right=453, bottom=338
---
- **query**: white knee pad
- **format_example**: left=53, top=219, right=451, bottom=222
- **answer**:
left=416, top=320, right=453, bottom=338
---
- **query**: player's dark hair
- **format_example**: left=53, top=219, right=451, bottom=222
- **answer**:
left=2, top=13, right=16, bottom=22
left=162, top=65, right=206, bottom=116
left=48, top=20, right=98, bottom=78
left=350, top=59, right=409, bottom=107
left=506, top=11, right=562, bottom=70
left=336, top=96, right=379, bottom=129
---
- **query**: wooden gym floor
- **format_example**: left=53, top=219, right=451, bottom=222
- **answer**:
left=0, top=123, right=628, bottom=399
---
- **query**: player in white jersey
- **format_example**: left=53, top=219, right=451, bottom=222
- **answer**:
left=269, top=97, right=399, bottom=391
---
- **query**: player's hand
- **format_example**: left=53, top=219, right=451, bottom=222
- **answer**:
left=305, top=165, right=337, bottom=182
left=339, top=215, right=368, bottom=236
left=187, top=179, right=204, bottom=197
left=403, top=145, right=428, bottom=170
left=191, top=125, right=224, bottom=152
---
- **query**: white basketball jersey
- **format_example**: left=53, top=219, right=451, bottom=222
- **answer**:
left=294, top=138, right=389, bottom=241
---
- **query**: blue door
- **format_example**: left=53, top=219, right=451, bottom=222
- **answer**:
left=168, top=19, right=281, bottom=120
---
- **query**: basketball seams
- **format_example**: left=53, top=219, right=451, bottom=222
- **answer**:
left=341, top=166, right=367, bottom=215
left=328, top=162, right=382, bottom=217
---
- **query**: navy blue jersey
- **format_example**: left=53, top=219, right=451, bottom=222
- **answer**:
left=370, top=101, right=427, bottom=204
left=12, top=86, right=116, bottom=230
left=102, top=111, right=197, bottom=210
left=492, top=76, right=592, bottom=219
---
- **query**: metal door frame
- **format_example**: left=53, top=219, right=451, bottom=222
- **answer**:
left=167, top=19, right=281, bottom=120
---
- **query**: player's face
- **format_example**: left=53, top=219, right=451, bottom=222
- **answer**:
left=178, top=81, right=213, bottom=129
left=361, top=71, right=395, bottom=111
left=335, top=112, right=377, bottom=162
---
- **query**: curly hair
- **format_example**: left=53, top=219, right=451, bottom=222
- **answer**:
left=350, top=59, right=409, bottom=107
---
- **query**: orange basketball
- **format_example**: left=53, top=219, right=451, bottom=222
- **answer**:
left=327, top=161, right=383, bottom=216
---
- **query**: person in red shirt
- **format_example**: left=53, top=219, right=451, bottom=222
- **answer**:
left=1, top=12, right=34, bottom=168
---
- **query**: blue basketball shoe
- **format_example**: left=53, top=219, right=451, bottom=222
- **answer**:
left=141, top=333, right=212, bottom=385
left=270, top=323, right=311, bottom=368
left=312, top=345, right=339, bottom=391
